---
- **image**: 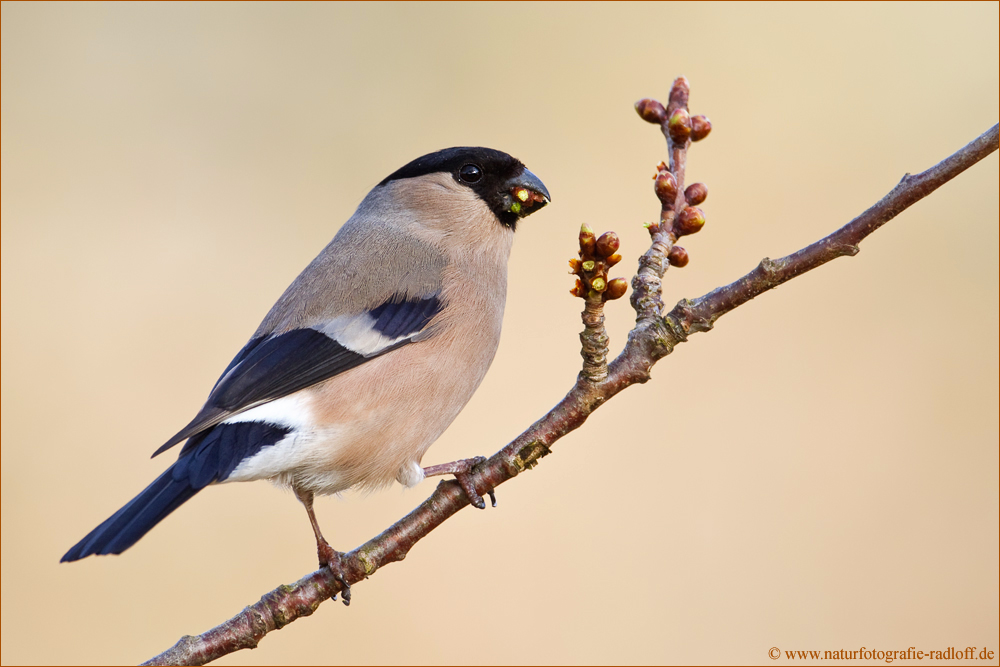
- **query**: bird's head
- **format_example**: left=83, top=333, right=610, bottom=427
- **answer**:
left=378, top=147, right=550, bottom=231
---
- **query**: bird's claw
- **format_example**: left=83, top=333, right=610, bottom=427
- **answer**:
left=423, top=456, right=497, bottom=509
left=451, top=456, right=496, bottom=510
left=316, top=539, right=351, bottom=606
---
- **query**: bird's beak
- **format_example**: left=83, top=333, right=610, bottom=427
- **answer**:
left=504, top=168, right=551, bottom=218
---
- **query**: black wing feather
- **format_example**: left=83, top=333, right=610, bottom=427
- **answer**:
left=211, top=328, right=372, bottom=411
left=369, top=297, right=441, bottom=338
left=152, top=295, right=441, bottom=458
left=153, top=330, right=380, bottom=456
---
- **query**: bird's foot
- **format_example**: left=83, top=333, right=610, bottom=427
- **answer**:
left=316, top=539, right=351, bottom=606
left=423, top=456, right=497, bottom=510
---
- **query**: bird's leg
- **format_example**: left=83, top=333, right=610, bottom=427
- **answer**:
left=293, top=487, right=351, bottom=606
left=422, top=456, right=496, bottom=510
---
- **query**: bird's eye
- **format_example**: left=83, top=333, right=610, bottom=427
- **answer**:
left=458, top=164, right=483, bottom=183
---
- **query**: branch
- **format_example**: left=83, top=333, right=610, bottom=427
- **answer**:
left=671, top=122, right=1000, bottom=334
left=144, top=78, right=998, bottom=665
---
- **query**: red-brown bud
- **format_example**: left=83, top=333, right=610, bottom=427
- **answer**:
left=675, top=207, right=706, bottom=236
left=668, top=76, right=690, bottom=110
left=655, top=171, right=678, bottom=204
left=667, top=246, right=689, bottom=267
left=595, top=231, right=620, bottom=258
left=579, top=223, right=596, bottom=256
left=685, top=182, right=708, bottom=206
left=604, top=278, right=628, bottom=300
left=605, top=253, right=622, bottom=267
left=667, top=108, right=692, bottom=143
left=634, top=98, right=666, bottom=125
left=690, top=115, right=712, bottom=142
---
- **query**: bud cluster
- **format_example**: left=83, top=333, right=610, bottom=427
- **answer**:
left=636, top=78, right=713, bottom=268
left=570, top=224, right=628, bottom=302
left=649, top=168, right=708, bottom=242
left=634, top=94, right=711, bottom=145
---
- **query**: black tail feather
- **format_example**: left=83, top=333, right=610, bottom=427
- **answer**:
left=61, top=466, right=201, bottom=562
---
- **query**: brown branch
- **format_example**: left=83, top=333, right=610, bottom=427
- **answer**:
left=671, top=122, right=999, bottom=333
left=144, top=80, right=998, bottom=664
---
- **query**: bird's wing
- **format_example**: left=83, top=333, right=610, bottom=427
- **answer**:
left=152, top=293, right=442, bottom=457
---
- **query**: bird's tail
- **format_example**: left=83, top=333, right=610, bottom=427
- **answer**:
left=61, top=465, right=201, bottom=562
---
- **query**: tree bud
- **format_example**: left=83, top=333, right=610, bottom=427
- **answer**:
left=605, top=278, right=628, bottom=300
left=570, top=279, right=586, bottom=298
left=685, top=182, right=708, bottom=206
left=569, top=258, right=581, bottom=273
left=667, top=246, right=689, bottom=267
left=668, top=76, right=690, bottom=110
left=606, top=253, right=622, bottom=267
left=596, top=231, right=620, bottom=257
left=690, top=115, right=712, bottom=142
left=667, top=108, right=692, bottom=142
left=579, top=223, right=596, bottom=255
left=655, top=171, right=678, bottom=204
left=675, top=207, right=706, bottom=236
left=634, top=98, right=666, bottom=125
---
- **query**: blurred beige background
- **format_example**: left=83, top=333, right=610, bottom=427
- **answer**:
left=2, top=2, right=997, bottom=665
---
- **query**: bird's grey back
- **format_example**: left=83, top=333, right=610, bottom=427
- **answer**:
left=254, top=187, right=447, bottom=337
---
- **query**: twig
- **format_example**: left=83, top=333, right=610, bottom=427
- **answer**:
left=143, top=78, right=998, bottom=665
left=571, top=225, right=627, bottom=382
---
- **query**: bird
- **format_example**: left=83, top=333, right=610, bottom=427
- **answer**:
left=61, top=146, right=551, bottom=603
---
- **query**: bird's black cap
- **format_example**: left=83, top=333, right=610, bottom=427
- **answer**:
left=380, top=147, right=550, bottom=229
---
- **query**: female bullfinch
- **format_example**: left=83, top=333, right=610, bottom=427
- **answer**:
left=62, top=147, right=551, bottom=602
